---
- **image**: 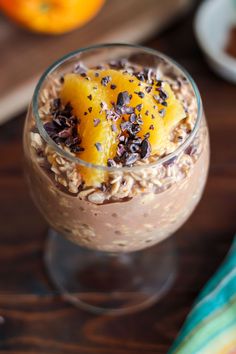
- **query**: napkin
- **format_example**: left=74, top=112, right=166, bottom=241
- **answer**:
left=169, top=237, right=236, bottom=354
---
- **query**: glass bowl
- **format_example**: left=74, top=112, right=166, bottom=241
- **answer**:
left=23, top=43, right=210, bottom=315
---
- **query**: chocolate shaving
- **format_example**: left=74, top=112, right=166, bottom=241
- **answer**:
left=130, top=124, right=141, bottom=135
left=140, top=139, right=151, bottom=159
left=100, top=183, right=107, bottom=192
left=159, top=109, right=166, bottom=118
left=74, top=62, right=88, bottom=75
left=65, top=136, right=79, bottom=146
left=145, top=86, right=152, bottom=93
left=134, top=72, right=145, bottom=82
left=159, top=89, right=168, bottom=100
left=136, top=115, right=143, bottom=125
left=93, top=118, right=100, bottom=127
left=101, top=76, right=112, bottom=86
left=136, top=104, right=143, bottom=112
left=117, top=91, right=130, bottom=106
left=111, top=123, right=117, bottom=132
left=117, top=143, right=126, bottom=157
left=129, top=143, right=139, bottom=153
left=95, top=142, right=102, bottom=152
left=44, top=101, right=83, bottom=153
left=53, top=98, right=61, bottom=110
left=124, top=153, right=139, bottom=165
left=70, top=145, right=85, bottom=153
left=119, top=135, right=126, bottom=143
left=123, top=106, right=134, bottom=114
left=135, top=91, right=145, bottom=98
left=132, top=137, right=142, bottom=145
left=120, top=121, right=141, bottom=136
left=153, top=95, right=160, bottom=102
left=44, top=122, right=57, bottom=137
left=153, top=94, right=168, bottom=107
left=106, top=109, right=120, bottom=121
left=58, top=127, right=73, bottom=138
left=129, top=113, right=137, bottom=123
left=107, top=158, right=117, bottom=167
left=120, top=121, right=131, bottom=132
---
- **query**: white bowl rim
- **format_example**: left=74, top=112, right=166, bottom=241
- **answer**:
left=194, top=0, right=236, bottom=73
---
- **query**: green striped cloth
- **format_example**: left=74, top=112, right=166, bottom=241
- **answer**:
left=169, top=237, right=236, bottom=354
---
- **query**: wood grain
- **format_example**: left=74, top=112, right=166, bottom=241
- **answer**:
left=0, top=0, right=191, bottom=125
left=0, top=3, right=236, bottom=353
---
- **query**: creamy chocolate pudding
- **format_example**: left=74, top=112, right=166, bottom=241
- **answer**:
left=24, top=55, right=209, bottom=252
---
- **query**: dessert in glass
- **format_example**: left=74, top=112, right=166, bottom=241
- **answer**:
left=23, top=44, right=209, bottom=314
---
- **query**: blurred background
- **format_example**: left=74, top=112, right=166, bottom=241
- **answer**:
left=0, top=0, right=236, bottom=353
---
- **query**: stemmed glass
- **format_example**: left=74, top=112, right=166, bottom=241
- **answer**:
left=23, top=44, right=209, bottom=315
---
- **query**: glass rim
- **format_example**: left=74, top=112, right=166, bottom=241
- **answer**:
left=32, top=43, right=203, bottom=172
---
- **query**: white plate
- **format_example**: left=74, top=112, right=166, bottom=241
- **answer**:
left=194, top=0, right=236, bottom=83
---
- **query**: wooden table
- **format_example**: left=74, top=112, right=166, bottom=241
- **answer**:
left=1, top=6, right=236, bottom=354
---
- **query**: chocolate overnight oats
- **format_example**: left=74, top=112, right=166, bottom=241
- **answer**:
left=24, top=47, right=209, bottom=252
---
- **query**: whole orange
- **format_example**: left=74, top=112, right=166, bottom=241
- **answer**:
left=0, top=0, right=105, bottom=34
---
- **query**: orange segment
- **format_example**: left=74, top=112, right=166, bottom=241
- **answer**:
left=61, top=73, right=117, bottom=186
left=91, top=69, right=167, bottom=154
left=60, top=69, right=186, bottom=187
left=91, top=69, right=185, bottom=154
left=162, top=82, right=186, bottom=130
